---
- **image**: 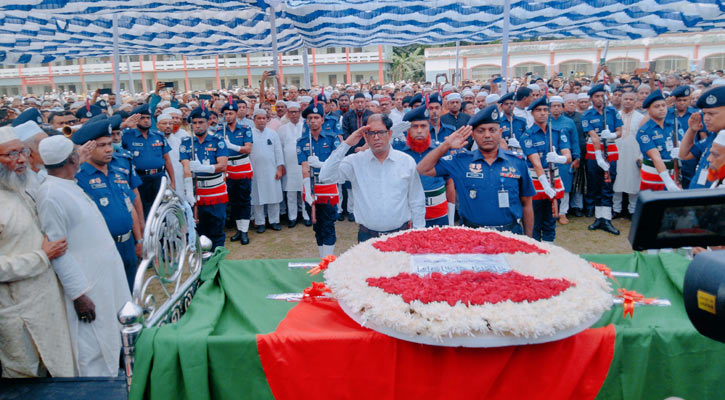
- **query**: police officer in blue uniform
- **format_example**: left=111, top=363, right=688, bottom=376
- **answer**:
left=72, top=119, right=142, bottom=290
left=297, top=102, right=341, bottom=258
left=549, top=95, right=581, bottom=224
left=121, top=104, right=176, bottom=217
left=417, top=105, right=535, bottom=236
left=217, top=100, right=254, bottom=245
left=392, top=104, right=451, bottom=227
left=108, top=114, right=145, bottom=225
left=680, top=85, right=725, bottom=189
left=636, top=90, right=681, bottom=192
left=427, top=93, right=457, bottom=147
left=520, top=96, right=572, bottom=242
left=666, top=85, right=699, bottom=187
left=11, top=107, right=44, bottom=127
left=179, top=107, right=229, bottom=250
left=497, top=92, right=527, bottom=151
left=581, top=84, right=622, bottom=234
left=74, top=104, right=104, bottom=123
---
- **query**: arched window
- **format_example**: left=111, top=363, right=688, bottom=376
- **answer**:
left=558, top=60, right=593, bottom=76
left=704, top=54, right=725, bottom=71
left=607, top=58, right=639, bottom=75
left=653, top=56, right=687, bottom=73
left=470, top=65, right=501, bottom=81
left=513, top=63, right=546, bottom=78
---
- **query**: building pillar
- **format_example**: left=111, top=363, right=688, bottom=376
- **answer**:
left=214, top=55, right=221, bottom=89
left=644, top=46, right=650, bottom=69
left=78, top=59, right=86, bottom=94
left=377, top=45, right=384, bottom=84
left=110, top=57, right=117, bottom=89
left=311, top=49, right=318, bottom=86
left=246, top=54, right=252, bottom=88
left=463, top=57, right=468, bottom=80
left=183, top=55, right=190, bottom=91
left=345, top=48, right=351, bottom=85
left=278, top=53, right=284, bottom=85
left=693, top=44, right=701, bottom=70
left=48, top=64, right=56, bottom=91
left=18, top=65, right=26, bottom=95
left=139, top=56, right=147, bottom=93
left=152, top=55, right=158, bottom=87
left=549, top=51, right=556, bottom=77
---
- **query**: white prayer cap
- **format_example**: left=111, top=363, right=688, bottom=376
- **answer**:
left=476, top=91, right=488, bottom=99
left=50, top=106, right=65, bottom=112
left=157, top=100, right=171, bottom=109
left=275, top=100, right=286, bottom=106
left=25, top=98, right=41, bottom=106
left=461, top=89, right=474, bottom=98
left=577, top=93, right=590, bottom=100
left=39, top=135, right=74, bottom=166
left=162, top=107, right=181, bottom=115
left=527, top=84, right=540, bottom=91
left=446, top=93, right=462, bottom=102
left=298, top=96, right=312, bottom=103
left=14, top=121, right=44, bottom=142
left=370, top=100, right=380, bottom=106
left=157, top=113, right=172, bottom=122
left=442, top=84, right=454, bottom=92
left=373, top=94, right=382, bottom=100
left=187, top=101, right=199, bottom=109
left=549, top=96, right=564, bottom=104
left=485, top=94, right=500, bottom=104
left=70, top=101, right=85, bottom=110
left=0, top=126, right=18, bottom=145
left=471, top=85, right=481, bottom=91
left=564, top=94, right=578, bottom=102
left=286, top=101, right=300, bottom=110
left=252, top=108, right=268, bottom=118
left=712, top=78, right=725, bottom=87
left=581, top=85, right=591, bottom=92
left=714, top=130, right=725, bottom=147
left=364, top=93, right=372, bottom=100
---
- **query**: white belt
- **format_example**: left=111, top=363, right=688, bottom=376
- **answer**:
left=197, top=175, right=224, bottom=188
left=229, top=157, right=251, bottom=167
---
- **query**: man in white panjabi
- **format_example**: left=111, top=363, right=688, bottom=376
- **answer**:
left=250, top=108, right=286, bottom=233
left=276, top=101, right=309, bottom=227
left=0, top=127, right=75, bottom=378
left=613, top=91, right=644, bottom=218
left=157, top=113, right=187, bottom=200
left=35, top=135, right=131, bottom=377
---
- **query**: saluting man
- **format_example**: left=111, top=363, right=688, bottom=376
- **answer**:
left=121, top=104, right=176, bottom=217
left=666, top=85, right=699, bottom=187
left=73, top=119, right=143, bottom=290
left=417, top=105, right=535, bottom=236
left=179, top=107, right=229, bottom=250
left=636, top=90, right=681, bottom=192
left=680, top=86, right=724, bottom=189
left=297, top=102, right=340, bottom=257
left=581, top=84, right=622, bottom=235
left=520, top=97, right=572, bottom=242
left=218, top=99, right=254, bottom=245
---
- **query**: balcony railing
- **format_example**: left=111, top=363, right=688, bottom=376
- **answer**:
left=0, top=51, right=385, bottom=79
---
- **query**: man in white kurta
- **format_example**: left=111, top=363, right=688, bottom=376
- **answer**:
left=0, top=127, right=75, bottom=378
left=276, top=102, right=309, bottom=227
left=35, top=135, right=131, bottom=377
left=250, top=109, right=286, bottom=232
left=157, top=114, right=187, bottom=200
left=613, top=91, right=644, bottom=217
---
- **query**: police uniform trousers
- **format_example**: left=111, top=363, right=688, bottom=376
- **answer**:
left=198, top=203, right=227, bottom=250
left=461, top=218, right=523, bottom=235
left=115, top=238, right=138, bottom=291
left=532, top=200, right=557, bottom=242
left=586, top=159, right=617, bottom=208
left=306, top=203, right=336, bottom=246
left=426, top=215, right=449, bottom=228
left=138, top=172, right=164, bottom=217
left=228, top=178, right=252, bottom=221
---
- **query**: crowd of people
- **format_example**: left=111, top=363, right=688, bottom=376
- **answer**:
left=2, top=64, right=725, bottom=378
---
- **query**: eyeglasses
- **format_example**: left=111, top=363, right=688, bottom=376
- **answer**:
left=0, top=148, right=30, bottom=161
left=365, top=130, right=389, bottom=137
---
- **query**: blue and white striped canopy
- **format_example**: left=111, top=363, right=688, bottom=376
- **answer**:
left=1, top=0, right=723, bottom=64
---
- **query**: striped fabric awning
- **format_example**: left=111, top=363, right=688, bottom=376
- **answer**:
left=0, top=0, right=723, bottom=64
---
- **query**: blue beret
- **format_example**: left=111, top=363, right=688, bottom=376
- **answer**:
left=498, top=92, right=515, bottom=103
left=85, top=113, right=108, bottom=124
left=409, top=93, right=423, bottom=106
left=643, top=90, right=666, bottom=109
left=75, top=105, right=103, bottom=120
left=221, top=101, right=238, bottom=113
left=316, top=93, right=328, bottom=103
left=402, top=96, right=412, bottom=106
left=515, top=87, right=531, bottom=101
left=671, top=85, right=692, bottom=98
left=12, top=107, right=43, bottom=127
left=188, top=107, right=211, bottom=121
left=114, top=110, right=130, bottom=119
left=130, top=104, right=150, bottom=116
left=527, top=96, right=549, bottom=111
left=468, top=105, right=501, bottom=128
left=72, top=119, right=113, bottom=145
left=94, top=100, right=108, bottom=109
left=209, top=110, right=218, bottom=117
left=587, top=84, right=606, bottom=96
left=301, top=102, right=324, bottom=119
left=402, top=104, right=428, bottom=123
left=108, top=115, right=122, bottom=131
left=428, top=93, right=443, bottom=105
left=696, top=86, right=725, bottom=109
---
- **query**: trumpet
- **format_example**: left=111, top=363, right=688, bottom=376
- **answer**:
left=62, top=124, right=82, bottom=138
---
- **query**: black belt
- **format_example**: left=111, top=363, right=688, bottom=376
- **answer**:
left=359, top=221, right=410, bottom=238
left=461, top=217, right=519, bottom=232
left=136, top=167, right=164, bottom=176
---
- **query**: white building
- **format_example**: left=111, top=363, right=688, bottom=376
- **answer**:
left=425, top=32, right=725, bottom=82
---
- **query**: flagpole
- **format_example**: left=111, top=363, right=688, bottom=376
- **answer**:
left=501, top=0, right=511, bottom=94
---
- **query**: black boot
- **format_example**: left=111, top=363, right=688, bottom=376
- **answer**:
left=270, top=223, right=282, bottom=231
left=585, top=208, right=595, bottom=217
left=304, top=219, right=312, bottom=227
left=240, top=231, right=250, bottom=245
left=599, top=219, right=620, bottom=235
left=571, top=208, right=583, bottom=217
left=256, top=224, right=266, bottom=234
left=588, top=218, right=603, bottom=231
left=288, top=219, right=297, bottom=228
left=231, top=230, right=243, bottom=242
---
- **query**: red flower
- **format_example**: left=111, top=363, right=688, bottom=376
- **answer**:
left=373, top=228, right=547, bottom=255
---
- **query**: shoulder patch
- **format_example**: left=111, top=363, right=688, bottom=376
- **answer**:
left=640, top=134, right=651, bottom=144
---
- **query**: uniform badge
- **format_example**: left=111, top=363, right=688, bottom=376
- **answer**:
left=219, top=141, right=225, bottom=149
left=86, top=111, right=92, bottom=118
left=706, top=95, right=717, bottom=105
left=313, top=107, right=318, bottom=113
left=180, top=145, right=187, bottom=153
left=37, top=116, right=42, bottom=123
left=469, top=189, right=477, bottom=199
left=108, top=124, right=113, bottom=134
left=582, top=120, right=588, bottom=128
left=524, top=139, right=533, bottom=148
left=491, top=110, right=499, bottom=120
left=424, top=109, right=429, bottom=118
left=296, top=147, right=301, bottom=154
left=99, top=197, right=109, bottom=207
left=641, top=135, right=650, bottom=144
left=561, top=135, right=568, bottom=143
left=684, top=89, right=690, bottom=96
left=133, top=151, right=140, bottom=156
left=469, top=163, right=482, bottom=174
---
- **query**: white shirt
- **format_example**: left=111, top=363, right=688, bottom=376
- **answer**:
left=389, top=108, right=404, bottom=125
left=514, top=106, right=534, bottom=128
left=319, top=142, right=425, bottom=231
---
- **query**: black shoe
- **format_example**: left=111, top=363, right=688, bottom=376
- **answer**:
left=572, top=208, right=583, bottom=217
left=348, top=213, right=355, bottom=222
left=288, top=219, right=297, bottom=228
left=304, top=219, right=312, bottom=227
left=612, top=212, right=622, bottom=220
left=256, top=225, right=266, bottom=234
left=337, top=213, right=345, bottom=221
left=270, top=223, right=282, bottom=231
left=585, top=209, right=595, bottom=218
left=240, top=232, right=250, bottom=245
left=588, top=218, right=603, bottom=231
left=600, top=219, right=620, bottom=235
left=231, top=230, right=243, bottom=242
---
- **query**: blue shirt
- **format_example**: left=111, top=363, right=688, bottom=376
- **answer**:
left=179, top=134, right=228, bottom=177
left=296, top=128, right=340, bottom=176
left=75, top=162, right=134, bottom=237
left=393, top=139, right=447, bottom=192
left=550, top=115, right=581, bottom=160
left=121, top=128, right=170, bottom=170
left=520, top=122, right=571, bottom=170
left=109, top=149, right=142, bottom=200
left=434, top=149, right=536, bottom=226
left=581, top=106, right=623, bottom=136
left=666, top=107, right=700, bottom=179
left=636, top=119, right=675, bottom=162
left=689, top=132, right=716, bottom=189
left=216, top=122, right=253, bottom=157
left=430, top=122, right=456, bottom=146
left=499, top=114, right=527, bottom=141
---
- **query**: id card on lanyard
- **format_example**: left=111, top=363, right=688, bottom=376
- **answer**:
left=498, top=177, right=509, bottom=208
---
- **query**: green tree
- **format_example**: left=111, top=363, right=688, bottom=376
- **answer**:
left=392, top=45, right=425, bottom=82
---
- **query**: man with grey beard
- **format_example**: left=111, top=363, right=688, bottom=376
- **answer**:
left=0, top=126, right=74, bottom=377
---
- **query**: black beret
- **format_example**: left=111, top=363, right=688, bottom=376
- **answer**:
left=643, top=90, right=666, bottom=109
